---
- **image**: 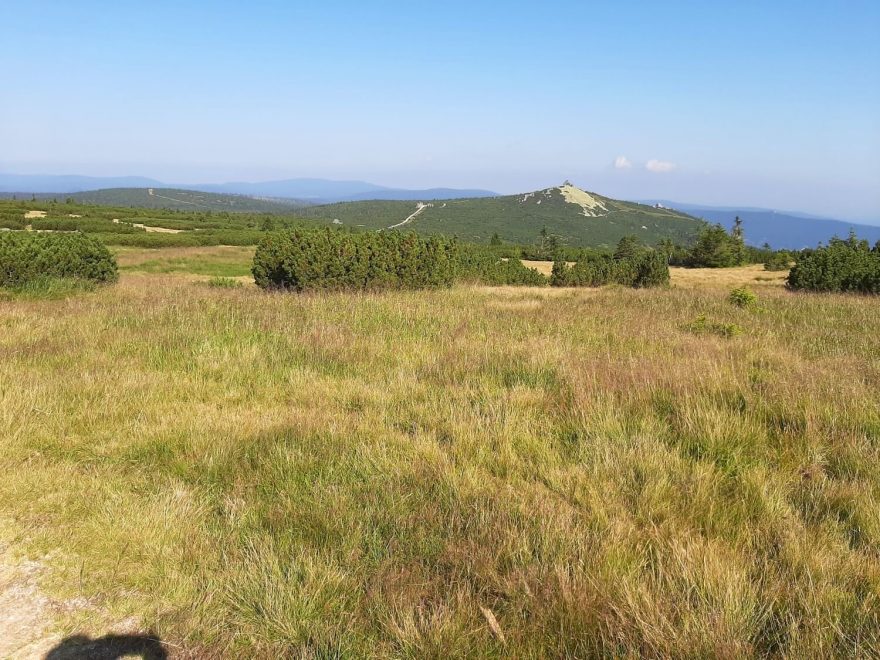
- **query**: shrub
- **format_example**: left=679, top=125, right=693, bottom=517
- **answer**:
left=787, top=234, right=879, bottom=294
left=31, top=218, right=145, bottom=233
left=207, top=276, right=243, bottom=288
left=0, top=232, right=118, bottom=286
left=632, top=250, right=670, bottom=288
left=0, top=214, right=26, bottom=230
left=458, top=246, right=546, bottom=286
left=94, top=230, right=266, bottom=248
left=764, top=251, right=792, bottom=271
left=687, top=224, right=746, bottom=268
left=551, top=249, right=669, bottom=288
left=728, top=286, right=758, bottom=308
left=253, top=228, right=458, bottom=291
left=686, top=315, right=743, bottom=338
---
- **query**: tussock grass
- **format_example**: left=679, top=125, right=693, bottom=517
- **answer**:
left=0, top=266, right=878, bottom=657
left=0, top=276, right=98, bottom=300
left=116, top=245, right=256, bottom=278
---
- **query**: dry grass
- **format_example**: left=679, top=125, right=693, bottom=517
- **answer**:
left=0, top=259, right=878, bottom=657
left=671, top=264, right=789, bottom=289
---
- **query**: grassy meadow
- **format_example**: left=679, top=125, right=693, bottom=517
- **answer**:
left=1, top=249, right=879, bottom=657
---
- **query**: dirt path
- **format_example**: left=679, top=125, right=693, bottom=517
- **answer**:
left=148, top=188, right=209, bottom=209
left=0, top=544, right=172, bottom=658
left=388, top=202, right=431, bottom=229
left=0, top=546, right=65, bottom=658
left=131, top=223, right=183, bottom=234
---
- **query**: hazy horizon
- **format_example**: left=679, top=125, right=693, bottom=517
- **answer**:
left=2, top=1, right=878, bottom=222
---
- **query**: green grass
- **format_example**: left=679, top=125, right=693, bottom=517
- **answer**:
left=121, top=255, right=253, bottom=277
left=0, top=266, right=878, bottom=657
left=206, top=276, right=244, bottom=288
left=0, top=276, right=97, bottom=300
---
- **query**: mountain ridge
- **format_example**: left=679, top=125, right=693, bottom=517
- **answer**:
left=643, top=200, right=880, bottom=249
left=0, top=173, right=497, bottom=203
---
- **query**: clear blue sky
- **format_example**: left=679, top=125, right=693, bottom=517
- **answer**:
left=2, top=0, right=878, bottom=220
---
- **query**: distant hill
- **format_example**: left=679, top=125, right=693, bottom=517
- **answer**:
left=0, top=173, right=497, bottom=203
left=0, top=174, right=163, bottom=193
left=194, top=179, right=497, bottom=201
left=300, top=184, right=706, bottom=248
left=647, top=201, right=880, bottom=249
left=14, top=188, right=309, bottom=213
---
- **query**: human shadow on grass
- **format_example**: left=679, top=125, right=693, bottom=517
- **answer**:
left=44, top=632, right=167, bottom=659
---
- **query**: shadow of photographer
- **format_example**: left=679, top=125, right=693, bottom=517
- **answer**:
left=45, top=632, right=167, bottom=659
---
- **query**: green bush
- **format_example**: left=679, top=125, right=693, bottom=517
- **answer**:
left=686, top=315, right=743, bottom=338
left=764, top=251, right=792, bottom=271
left=206, top=276, right=243, bottom=289
left=728, top=286, right=758, bottom=308
left=632, top=250, right=671, bottom=288
left=457, top=246, right=546, bottom=286
left=0, top=214, right=26, bottom=230
left=94, top=230, right=267, bottom=248
left=787, top=234, right=879, bottom=294
left=687, top=224, right=746, bottom=268
left=0, top=232, right=118, bottom=286
left=253, top=228, right=458, bottom=291
left=551, top=249, right=669, bottom=288
left=31, top=218, right=145, bottom=233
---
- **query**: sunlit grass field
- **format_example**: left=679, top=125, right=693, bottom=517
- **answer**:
left=1, top=251, right=878, bottom=657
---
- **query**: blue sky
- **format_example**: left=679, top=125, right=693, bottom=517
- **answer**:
left=2, top=1, right=878, bottom=220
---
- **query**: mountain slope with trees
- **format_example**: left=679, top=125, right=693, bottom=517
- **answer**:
left=300, top=183, right=706, bottom=249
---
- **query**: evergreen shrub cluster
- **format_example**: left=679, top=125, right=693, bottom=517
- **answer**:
left=550, top=239, right=669, bottom=288
left=728, top=286, right=758, bottom=308
left=787, top=234, right=880, bottom=293
left=0, top=232, right=118, bottom=286
left=764, top=251, right=792, bottom=271
left=457, top=245, right=547, bottom=286
left=253, top=229, right=458, bottom=291
left=0, top=212, right=26, bottom=230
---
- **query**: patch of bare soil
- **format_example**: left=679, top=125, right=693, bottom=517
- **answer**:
left=132, top=223, right=184, bottom=234
left=23, top=211, right=47, bottom=219
left=0, top=546, right=65, bottom=657
left=0, top=544, right=167, bottom=658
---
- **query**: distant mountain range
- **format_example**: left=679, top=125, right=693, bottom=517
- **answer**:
left=21, top=188, right=308, bottom=213
left=645, top=201, right=880, bottom=249
left=0, top=173, right=496, bottom=203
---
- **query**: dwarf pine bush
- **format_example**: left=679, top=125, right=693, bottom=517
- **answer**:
left=764, top=251, right=792, bottom=271
left=457, top=246, right=547, bottom=285
left=729, top=286, right=758, bottom=308
left=787, top=234, right=880, bottom=293
left=551, top=249, right=669, bottom=288
left=253, top=228, right=459, bottom=291
left=0, top=231, right=118, bottom=286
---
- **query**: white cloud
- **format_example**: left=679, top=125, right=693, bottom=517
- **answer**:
left=613, top=155, right=632, bottom=169
left=645, top=159, right=676, bottom=173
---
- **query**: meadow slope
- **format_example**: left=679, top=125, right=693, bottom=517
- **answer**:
left=0, top=257, right=878, bottom=657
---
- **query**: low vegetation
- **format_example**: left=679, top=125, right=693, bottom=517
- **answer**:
left=551, top=236, right=670, bottom=288
left=787, top=234, right=880, bottom=293
left=728, top=286, right=758, bottom=308
left=455, top=245, right=547, bottom=286
left=764, top=250, right=793, bottom=271
left=0, top=231, right=117, bottom=287
left=1, top=258, right=877, bottom=657
left=253, top=228, right=458, bottom=291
